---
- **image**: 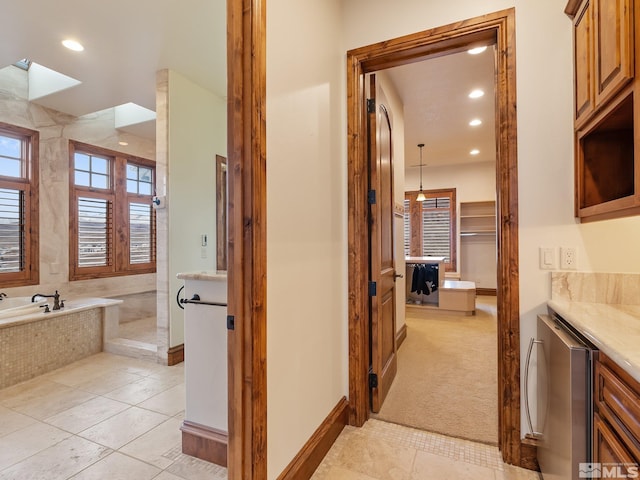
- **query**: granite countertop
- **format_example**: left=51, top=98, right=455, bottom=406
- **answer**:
left=176, top=271, right=227, bottom=281
left=547, top=299, right=640, bottom=384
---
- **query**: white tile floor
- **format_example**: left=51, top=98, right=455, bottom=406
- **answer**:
left=313, top=420, right=542, bottom=480
left=0, top=352, right=225, bottom=480
left=0, top=352, right=541, bottom=479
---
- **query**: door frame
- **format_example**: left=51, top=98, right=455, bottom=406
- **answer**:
left=227, top=0, right=267, bottom=479
left=346, top=8, right=534, bottom=468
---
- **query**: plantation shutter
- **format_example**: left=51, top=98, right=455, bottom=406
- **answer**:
left=129, top=202, right=154, bottom=264
left=403, top=199, right=411, bottom=256
left=77, top=197, right=112, bottom=267
left=421, top=196, right=451, bottom=262
left=0, top=188, right=24, bottom=273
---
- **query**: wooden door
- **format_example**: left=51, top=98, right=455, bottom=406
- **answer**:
left=368, top=74, right=398, bottom=413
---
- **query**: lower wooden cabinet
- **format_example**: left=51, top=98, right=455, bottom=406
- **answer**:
left=594, top=355, right=640, bottom=471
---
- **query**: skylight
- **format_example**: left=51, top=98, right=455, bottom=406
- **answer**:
left=13, top=59, right=32, bottom=71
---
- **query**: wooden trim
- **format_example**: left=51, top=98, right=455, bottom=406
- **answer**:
left=396, top=323, right=407, bottom=349
left=277, top=397, right=349, bottom=480
left=167, top=344, right=184, bottom=366
left=347, top=8, right=527, bottom=468
left=476, top=288, right=497, bottom=296
left=0, top=122, right=39, bottom=288
left=68, top=140, right=156, bottom=281
left=181, top=420, right=228, bottom=467
left=227, top=0, right=267, bottom=478
left=519, top=442, right=539, bottom=471
left=565, top=0, right=583, bottom=17
left=216, top=155, right=228, bottom=271
left=404, top=188, right=457, bottom=272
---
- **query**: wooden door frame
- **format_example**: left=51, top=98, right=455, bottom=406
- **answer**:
left=227, top=0, right=267, bottom=479
left=347, top=9, right=535, bottom=469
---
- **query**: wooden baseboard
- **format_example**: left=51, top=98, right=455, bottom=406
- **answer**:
left=277, top=396, right=349, bottom=480
left=181, top=420, right=228, bottom=467
left=396, top=324, right=407, bottom=349
left=519, top=441, right=539, bottom=471
left=167, top=344, right=184, bottom=366
left=476, top=288, right=497, bottom=296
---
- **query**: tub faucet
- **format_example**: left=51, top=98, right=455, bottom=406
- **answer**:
left=0, top=293, right=6, bottom=300
left=31, top=291, right=61, bottom=310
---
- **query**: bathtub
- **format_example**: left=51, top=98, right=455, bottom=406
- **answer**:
left=0, top=296, right=46, bottom=319
left=0, top=297, right=122, bottom=389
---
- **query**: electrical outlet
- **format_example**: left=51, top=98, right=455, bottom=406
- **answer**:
left=560, top=247, right=577, bottom=270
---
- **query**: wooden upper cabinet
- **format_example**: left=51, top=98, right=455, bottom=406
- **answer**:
left=574, top=0, right=594, bottom=124
left=572, top=0, right=634, bottom=126
left=594, top=0, right=634, bottom=108
left=568, top=0, right=638, bottom=221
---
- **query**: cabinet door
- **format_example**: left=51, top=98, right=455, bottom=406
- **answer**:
left=594, top=0, right=634, bottom=107
left=575, top=0, right=595, bottom=123
left=594, top=413, right=638, bottom=474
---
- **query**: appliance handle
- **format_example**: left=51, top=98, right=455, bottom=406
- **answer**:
left=524, top=337, right=544, bottom=438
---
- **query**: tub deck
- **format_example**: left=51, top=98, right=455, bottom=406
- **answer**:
left=0, top=298, right=122, bottom=389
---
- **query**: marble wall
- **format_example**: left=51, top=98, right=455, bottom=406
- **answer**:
left=0, top=65, right=156, bottom=300
left=551, top=272, right=640, bottom=305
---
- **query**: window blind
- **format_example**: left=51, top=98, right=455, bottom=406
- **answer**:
left=129, top=202, right=154, bottom=264
left=0, top=188, right=23, bottom=272
left=421, top=196, right=451, bottom=262
left=403, top=199, right=411, bottom=256
left=77, top=197, right=111, bottom=267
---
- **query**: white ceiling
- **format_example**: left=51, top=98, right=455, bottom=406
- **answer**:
left=0, top=0, right=227, bottom=138
left=1, top=3, right=493, bottom=170
left=385, top=46, right=496, bottom=169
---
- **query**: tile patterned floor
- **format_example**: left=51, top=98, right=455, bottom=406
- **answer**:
left=0, top=352, right=540, bottom=479
left=0, top=352, right=226, bottom=480
left=312, top=420, right=541, bottom=480
left=118, top=316, right=158, bottom=344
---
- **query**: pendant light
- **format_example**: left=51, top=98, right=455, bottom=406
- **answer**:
left=416, top=143, right=427, bottom=202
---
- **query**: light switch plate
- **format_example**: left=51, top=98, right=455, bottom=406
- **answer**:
left=539, top=247, right=556, bottom=270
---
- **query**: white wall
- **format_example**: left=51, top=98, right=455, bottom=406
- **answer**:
left=163, top=70, right=226, bottom=347
left=266, top=0, right=346, bottom=477
left=342, top=0, right=640, bottom=436
left=404, top=161, right=496, bottom=203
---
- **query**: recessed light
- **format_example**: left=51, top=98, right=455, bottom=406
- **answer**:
left=469, top=119, right=482, bottom=127
left=62, top=39, right=84, bottom=52
left=468, top=46, right=488, bottom=55
left=470, top=149, right=480, bottom=155
left=118, top=141, right=129, bottom=146
left=469, top=89, right=484, bottom=99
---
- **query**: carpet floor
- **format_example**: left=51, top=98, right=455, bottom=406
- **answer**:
left=372, top=296, right=499, bottom=445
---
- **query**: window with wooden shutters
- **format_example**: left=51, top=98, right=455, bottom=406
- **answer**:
left=0, top=123, right=39, bottom=287
left=128, top=202, right=154, bottom=265
left=77, top=196, right=112, bottom=267
left=70, top=141, right=155, bottom=280
left=403, top=199, right=411, bottom=256
left=126, top=163, right=155, bottom=269
left=404, top=189, right=456, bottom=271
